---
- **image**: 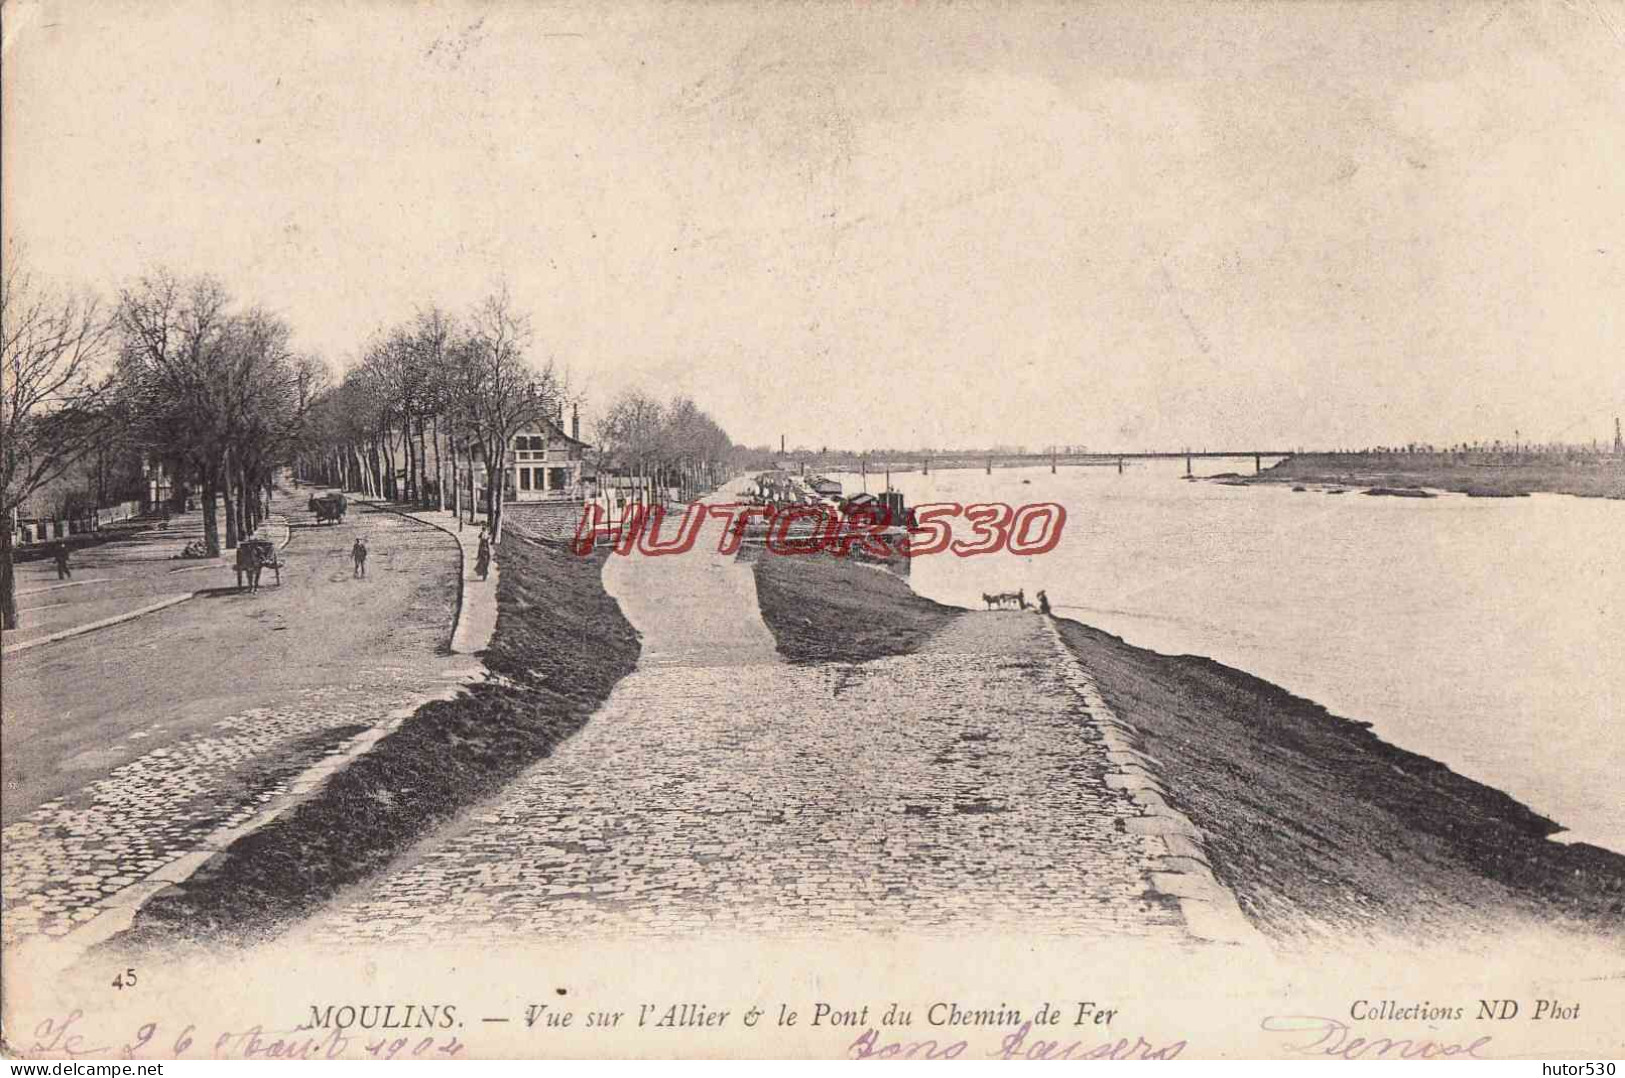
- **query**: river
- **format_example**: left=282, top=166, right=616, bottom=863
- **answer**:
left=825, top=462, right=1624, bottom=854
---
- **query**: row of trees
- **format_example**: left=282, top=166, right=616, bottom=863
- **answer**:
left=2, top=251, right=114, bottom=628
left=295, top=290, right=566, bottom=544
left=4, top=240, right=744, bottom=628
left=116, top=271, right=323, bottom=557
left=297, top=306, right=739, bottom=541
left=593, top=389, right=734, bottom=502
left=2, top=249, right=318, bottom=628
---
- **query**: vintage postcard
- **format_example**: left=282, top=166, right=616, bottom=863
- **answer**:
left=2, top=0, right=1622, bottom=1062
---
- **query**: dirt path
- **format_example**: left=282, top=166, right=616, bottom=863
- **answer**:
left=600, top=498, right=780, bottom=667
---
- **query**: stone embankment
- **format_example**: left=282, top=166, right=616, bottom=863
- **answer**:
left=297, top=507, right=1221, bottom=948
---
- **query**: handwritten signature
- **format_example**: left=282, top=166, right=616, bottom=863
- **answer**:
left=1260, top=1015, right=1492, bottom=1060
left=29, top=1010, right=464, bottom=1061
left=849, top=1023, right=1187, bottom=1060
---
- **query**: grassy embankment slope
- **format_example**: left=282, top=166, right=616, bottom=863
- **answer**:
left=751, top=551, right=1625, bottom=943
left=117, top=538, right=641, bottom=947
left=1253, top=453, right=1625, bottom=498
left=747, top=547, right=961, bottom=663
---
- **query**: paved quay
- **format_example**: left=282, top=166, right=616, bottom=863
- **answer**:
left=300, top=507, right=1191, bottom=946
left=1, top=491, right=462, bottom=948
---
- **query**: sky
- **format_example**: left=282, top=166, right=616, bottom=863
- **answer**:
left=4, top=0, right=1623, bottom=451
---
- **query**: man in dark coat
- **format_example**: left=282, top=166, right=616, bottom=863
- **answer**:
left=53, top=543, right=72, bottom=580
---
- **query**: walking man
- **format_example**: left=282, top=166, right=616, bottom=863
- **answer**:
left=53, top=542, right=72, bottom=581
left=352, top=536, right=368, bottom=578
left=475, top=529, right=491, bottom=581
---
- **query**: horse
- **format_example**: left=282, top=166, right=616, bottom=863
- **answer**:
left=235, top=542, right=266, bottom=593
left=984, top=590, right=1025, bottom=610
left=235, top=539, right=279, bottom=593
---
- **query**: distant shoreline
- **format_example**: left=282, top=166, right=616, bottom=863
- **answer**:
left=1239, top=452, right=1625, bottom=500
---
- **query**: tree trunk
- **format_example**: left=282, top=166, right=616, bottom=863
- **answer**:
left=447, top=422, right=462, bottom=527
left=398, top=422, right=412, bottom=507
left=235, top=465, right=250, bottom=538
left=1, top=521, right=18, bottom=631
left=381, top=432, right=398, bottom=500
left=432, top=414, right=445, bottom=512
left=417, top=415, right=430, bottom=508
left=222, top=450, right=238, bottom=550
left=486, top=448, right=507, bottom=543
left=353, top=447, right=371, bottom=496
left=492, top=467, right=506, bottom=545
left=202, top=477, right=221, bottom=557
left=246, top=469, right=261, bottom=532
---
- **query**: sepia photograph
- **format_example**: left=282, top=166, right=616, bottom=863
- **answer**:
left=2, top=0, right=1622, bottom=1062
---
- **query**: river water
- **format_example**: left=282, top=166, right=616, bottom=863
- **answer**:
left=826, top=462, right=1624, bottom=853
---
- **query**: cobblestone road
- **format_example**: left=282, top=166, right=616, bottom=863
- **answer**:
left=303, top=508, right=1188, bottom=946
left=2, top=495, right=461, bottom=946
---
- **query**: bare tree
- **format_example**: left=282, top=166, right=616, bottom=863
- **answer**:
left=409, top=307, right=456, bottom=511
left=596, top=388, right=666, bottom=496
left=457, top=288, right=559, bottom=544
left=1, top=245, right=115, bottom=629
left=117, top=272, right=236, bottom=555
left=117, top=273, right=313, bottom=554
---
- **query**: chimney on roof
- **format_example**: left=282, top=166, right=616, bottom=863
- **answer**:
left=572, top=403, right=580, bottom=442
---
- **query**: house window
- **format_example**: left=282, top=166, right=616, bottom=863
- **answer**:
left=549, top=468, right=567, bottom=491
left=519, top=468, right=532, bottom=492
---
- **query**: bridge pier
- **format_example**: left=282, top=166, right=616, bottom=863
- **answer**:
left=1255, top=453, right=1261, bottom=475
left=1117, top=456, right=1124, bottom=474
left=1186, top=453, right=1192, bottom=477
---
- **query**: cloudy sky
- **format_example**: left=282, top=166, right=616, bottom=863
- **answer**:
left=5, top=0, right=1622, bottom=450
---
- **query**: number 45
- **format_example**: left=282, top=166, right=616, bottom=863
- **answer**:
left=112, top=968, right=138, bottom=990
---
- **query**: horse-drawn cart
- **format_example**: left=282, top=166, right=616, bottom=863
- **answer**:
left=235, top=538, right=282, bottom=593
left=308, top=492, right=347, bottom=524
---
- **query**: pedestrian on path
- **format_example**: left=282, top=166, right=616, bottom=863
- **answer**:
left=475, top=529, right=491, bottom=581
left=352, top=536, right=368, bottom=578
left=53, top=543, right=72, bottom=581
